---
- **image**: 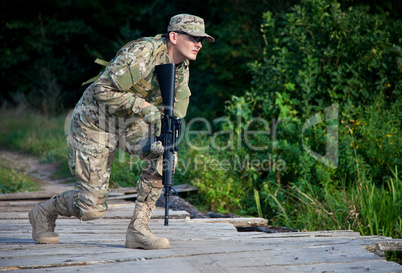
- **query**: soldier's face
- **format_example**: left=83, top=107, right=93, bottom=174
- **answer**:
left=175, top=33, right=203, bottom=61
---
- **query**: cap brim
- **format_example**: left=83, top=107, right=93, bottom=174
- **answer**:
left=185, top=31, right=215, bottom=43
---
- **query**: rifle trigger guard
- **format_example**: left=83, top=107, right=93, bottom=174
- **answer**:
left=163, top=187, right=177, bottom=196
left=171, top=187, right=177, bottom=195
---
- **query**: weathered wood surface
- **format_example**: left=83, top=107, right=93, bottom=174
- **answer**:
left=0, top=184, right=197, bottom=201
left=108, top=184, right=198, bottom=200
left=1, top=201, right=401, bottom=273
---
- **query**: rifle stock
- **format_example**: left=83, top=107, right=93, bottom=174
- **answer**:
left=155, top=63, right=182, bottom=226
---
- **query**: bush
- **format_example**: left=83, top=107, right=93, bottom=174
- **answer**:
left=177, top=0, right=401, bottom=239
left=0, top=166, right=40, bottom=193
left=243, top=0, right=402, bottom=188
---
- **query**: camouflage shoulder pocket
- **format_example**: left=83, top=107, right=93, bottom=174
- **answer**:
left=111, top=63, right=142, bottom=91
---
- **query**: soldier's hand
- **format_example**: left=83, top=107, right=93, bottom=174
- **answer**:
left=141, top=105, right=162, bottom=137
left=150, top=140, right=164, bottom=156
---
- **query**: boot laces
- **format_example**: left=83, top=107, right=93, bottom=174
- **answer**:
left=47, top=214, right=58, bottom=231
left=37, top=201, right=58, bottom=232
left=133, top=202, right=157, bottom=237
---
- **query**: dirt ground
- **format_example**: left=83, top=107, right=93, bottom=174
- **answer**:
left=0, top=150, right=74, bottom=193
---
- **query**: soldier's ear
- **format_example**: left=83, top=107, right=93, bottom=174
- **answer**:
left=169, top=32, right=179, bottom=45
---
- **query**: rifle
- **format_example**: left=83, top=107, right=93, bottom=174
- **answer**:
left=155, top=63, right=182, bottom=226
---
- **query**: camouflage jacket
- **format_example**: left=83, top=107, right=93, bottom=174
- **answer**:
left=67, top=34, right=191, bottom=156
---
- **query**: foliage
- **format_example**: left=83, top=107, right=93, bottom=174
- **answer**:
left=0, top=0, right=297, bottom=117
left=175, top=136, right=252, bottom=214
left=108, top=151, right=145, bottom=188
left=283, top=166, right=402, bottom=238
left=0, top=106, right=68, bottom=164
left=250, top=0, right=401, bottom=118
left=249, top=0, right=401, bottom=238
left=243, top=0, right=402, bottom=185
left=1, top=0, right=401, bottom=242
left=175, top=0, right=402, bottom=240
left=0, top=166, right=40, bottom=194
left=0, top=107, right=145, bottom=188
left=2, top=0, right=397, bottom=118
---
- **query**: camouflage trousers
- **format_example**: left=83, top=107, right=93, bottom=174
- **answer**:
left=55, top=120, right=170, bottom=220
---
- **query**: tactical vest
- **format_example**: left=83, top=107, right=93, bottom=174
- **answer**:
left=82, top=35, right=191, bottom=119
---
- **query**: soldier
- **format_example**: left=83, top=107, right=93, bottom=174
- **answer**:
left=28, top=14, right=215, bottom=250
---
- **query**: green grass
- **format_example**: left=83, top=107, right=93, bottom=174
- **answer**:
left=1, top=107, right=401, bottom=247
left=286, top=168, right=402, bottom=239
left=0, top=107, right=68, bottom=164
left=0, top=165, right=41, bottom=193
left=260, top=168, right=402, bottom=265
left=0, top=107, right=138, bottom=190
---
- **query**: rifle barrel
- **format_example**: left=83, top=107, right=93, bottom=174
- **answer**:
left=164, top=188, right=170, bottom=226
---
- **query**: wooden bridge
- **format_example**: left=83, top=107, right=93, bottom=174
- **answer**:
left=1, top=198, right=401, bottom=273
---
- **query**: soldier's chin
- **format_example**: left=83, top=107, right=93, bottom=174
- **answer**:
left=188, top=55, right=197, bottom=61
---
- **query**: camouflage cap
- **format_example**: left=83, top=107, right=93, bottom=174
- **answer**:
left=167, top=14, right=215, bottom=43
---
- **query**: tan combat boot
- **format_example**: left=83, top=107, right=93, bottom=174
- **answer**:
left=28, top=196, right=60, bottom=244
left=125, top=200, right=170, bottom=250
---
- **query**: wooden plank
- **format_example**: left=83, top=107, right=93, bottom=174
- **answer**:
left=1, top=200, right=401, bottom=272
left=186, top=217, right=268, bottom=227
left=0, top=240, right=385, bottom=268
left=1, top=225, right=401, bottom=273
left=108, top=193, right=138, bottom=200
left=378, top=240, right=402, bottom=251
left=108, top=184, right=198, bottom=200
left=0, top=184, right=197, bottom=201
left=0, top=207, right=190, bottom=220
left=0, top=190, right=72, bottom=201
left=0, top=200, right=41, bottom=207
left=364, top=240, right=402, bottom=252
left=110, top=184, right=197, bottom=194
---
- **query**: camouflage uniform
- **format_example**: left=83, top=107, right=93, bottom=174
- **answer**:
left=29, top=13, right=215, bottom=248
left=59, top=34, right=192, bottom=220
